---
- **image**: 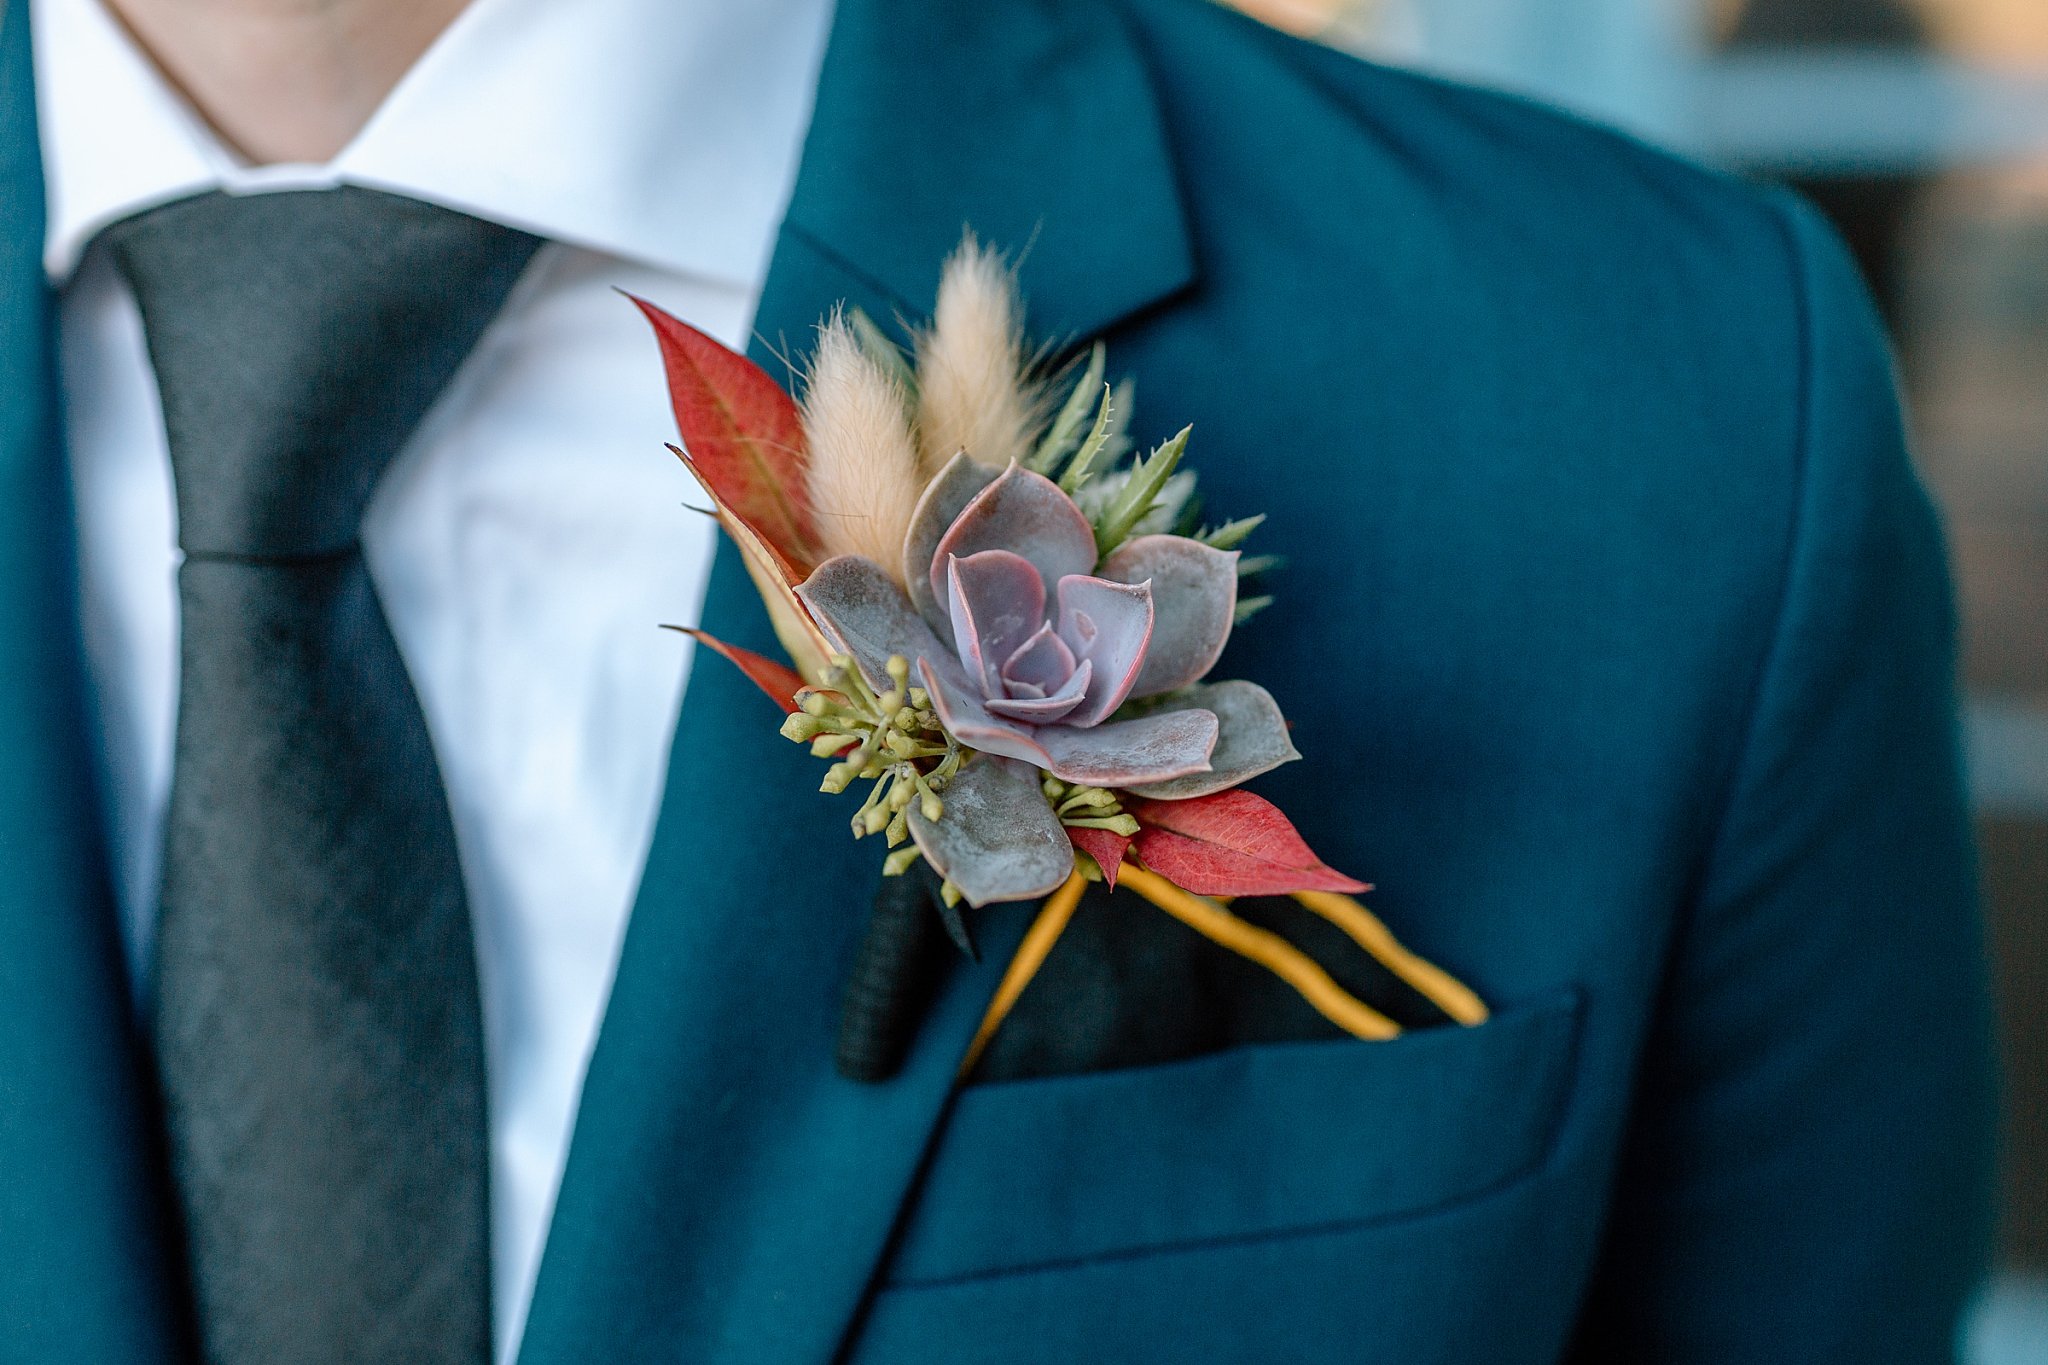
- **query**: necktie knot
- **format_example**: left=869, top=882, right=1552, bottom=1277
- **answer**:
left=102, top=187, right=539, bottom=559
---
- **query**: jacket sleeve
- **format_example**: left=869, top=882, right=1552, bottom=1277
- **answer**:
left=1567, top=191, right=1999, bottom=1363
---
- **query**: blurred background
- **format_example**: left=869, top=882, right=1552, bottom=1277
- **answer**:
left=1222, top=0, right=2048, bottom=1358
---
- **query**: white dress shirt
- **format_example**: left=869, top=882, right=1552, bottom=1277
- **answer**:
left=32, top=0, right=833, bottom=1352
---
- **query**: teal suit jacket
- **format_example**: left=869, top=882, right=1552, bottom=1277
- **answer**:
left=0, top=0, right=1997, bottom=1360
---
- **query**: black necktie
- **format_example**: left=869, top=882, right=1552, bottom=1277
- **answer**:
left=102, top=187, right=539, bottom=1365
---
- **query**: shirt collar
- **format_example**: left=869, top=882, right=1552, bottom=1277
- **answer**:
left=32, top=0, right=835, bottom=286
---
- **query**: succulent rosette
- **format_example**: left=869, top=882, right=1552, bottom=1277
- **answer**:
left=634, top=240, right=1365, bottom=916
left=794, top=456, right=1301, bottom=905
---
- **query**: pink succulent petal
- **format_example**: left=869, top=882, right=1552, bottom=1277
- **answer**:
left=1123, top=680, right=1301, bottom=799
left=1000, top=623, right=1078, bottom=697
left=984, top=697, right=1084, bottom=724
left=906, top=755, right=1075, bottom=908
left=1036, top=707, right=1219, bottom=787
left=917, top=657, right=1054, bottom=768
left=1098, top=535, right=1239, bottom=696
left=929, top=462, right=1098, bottom=619
left=796, top=555, right=953, bottom=693
left=1053, top=575, right=1154, bottom=728
left=945, top=550, right=1046, bottom=697
left=904, top=452, right=1000, bottom=641
left=986, top=659, right=1093, bottom=724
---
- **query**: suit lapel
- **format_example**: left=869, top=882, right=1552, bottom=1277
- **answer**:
left=0, top=4, right=191, bottom=1356
left=774, top=0, right=1195, bottom=345
left=517, top=1, right=1191, bottom=1360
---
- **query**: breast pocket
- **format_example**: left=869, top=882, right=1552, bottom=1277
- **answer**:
left=883, top=989, right=1583, bottom=1287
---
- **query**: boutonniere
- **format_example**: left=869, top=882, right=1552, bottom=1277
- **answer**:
left=635, top=239, right=1485, bottom=1080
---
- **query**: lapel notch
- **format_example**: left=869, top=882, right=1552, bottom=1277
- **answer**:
left=783, top=0, right=1196, bottom=351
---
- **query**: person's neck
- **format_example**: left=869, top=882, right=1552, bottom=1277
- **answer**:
left=103, top=0, right=473, bottom=164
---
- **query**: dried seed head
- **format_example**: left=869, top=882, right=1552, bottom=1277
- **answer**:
left=915, top=236, right=1040, bottom=474
left=801, top=314, right=925, bottom=579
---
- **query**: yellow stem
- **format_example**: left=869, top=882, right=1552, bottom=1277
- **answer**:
left=957, top=868, right=1495, bottom=1079
left=1117, top=865, right=1401, bottom=1042
left=1290, top=889, right=1489, bottom=1026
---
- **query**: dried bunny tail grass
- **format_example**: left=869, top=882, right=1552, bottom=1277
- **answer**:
left=802, top=313, right=926, bottom=580
left=915, top=236, right=1043, bottom=474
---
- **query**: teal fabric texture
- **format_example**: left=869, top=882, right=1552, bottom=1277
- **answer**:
left=0, top=0, right=1996, bottom=1361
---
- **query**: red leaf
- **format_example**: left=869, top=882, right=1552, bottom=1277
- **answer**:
left=630, top=295, right=816, bottom=571
left=666, top=444, right=834, bottom=682
left=669, top=627, right=805, bottom=712
left=1065, top=826, right=1133, bottom=889
left=1126, top=790, right=1370, bottom=897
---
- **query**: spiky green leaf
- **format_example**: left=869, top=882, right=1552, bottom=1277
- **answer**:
left=1093, top=424, right=1191, bottom=557
left=1057, top=383, right=1117, bottom=493
left=1233, top=594, right=1274, bottom=624
left=1072, top=468, right=1199, bottom=539
left=1029, top=341, right=1106, bottom=474
left=1199, top=514, right=1265, bottom=550
left=1235, top=553, right=1284, bottom=578
left=1100, top=377, right=1138, bottom=465
left=1133, top=469, right=1200, bottom=539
